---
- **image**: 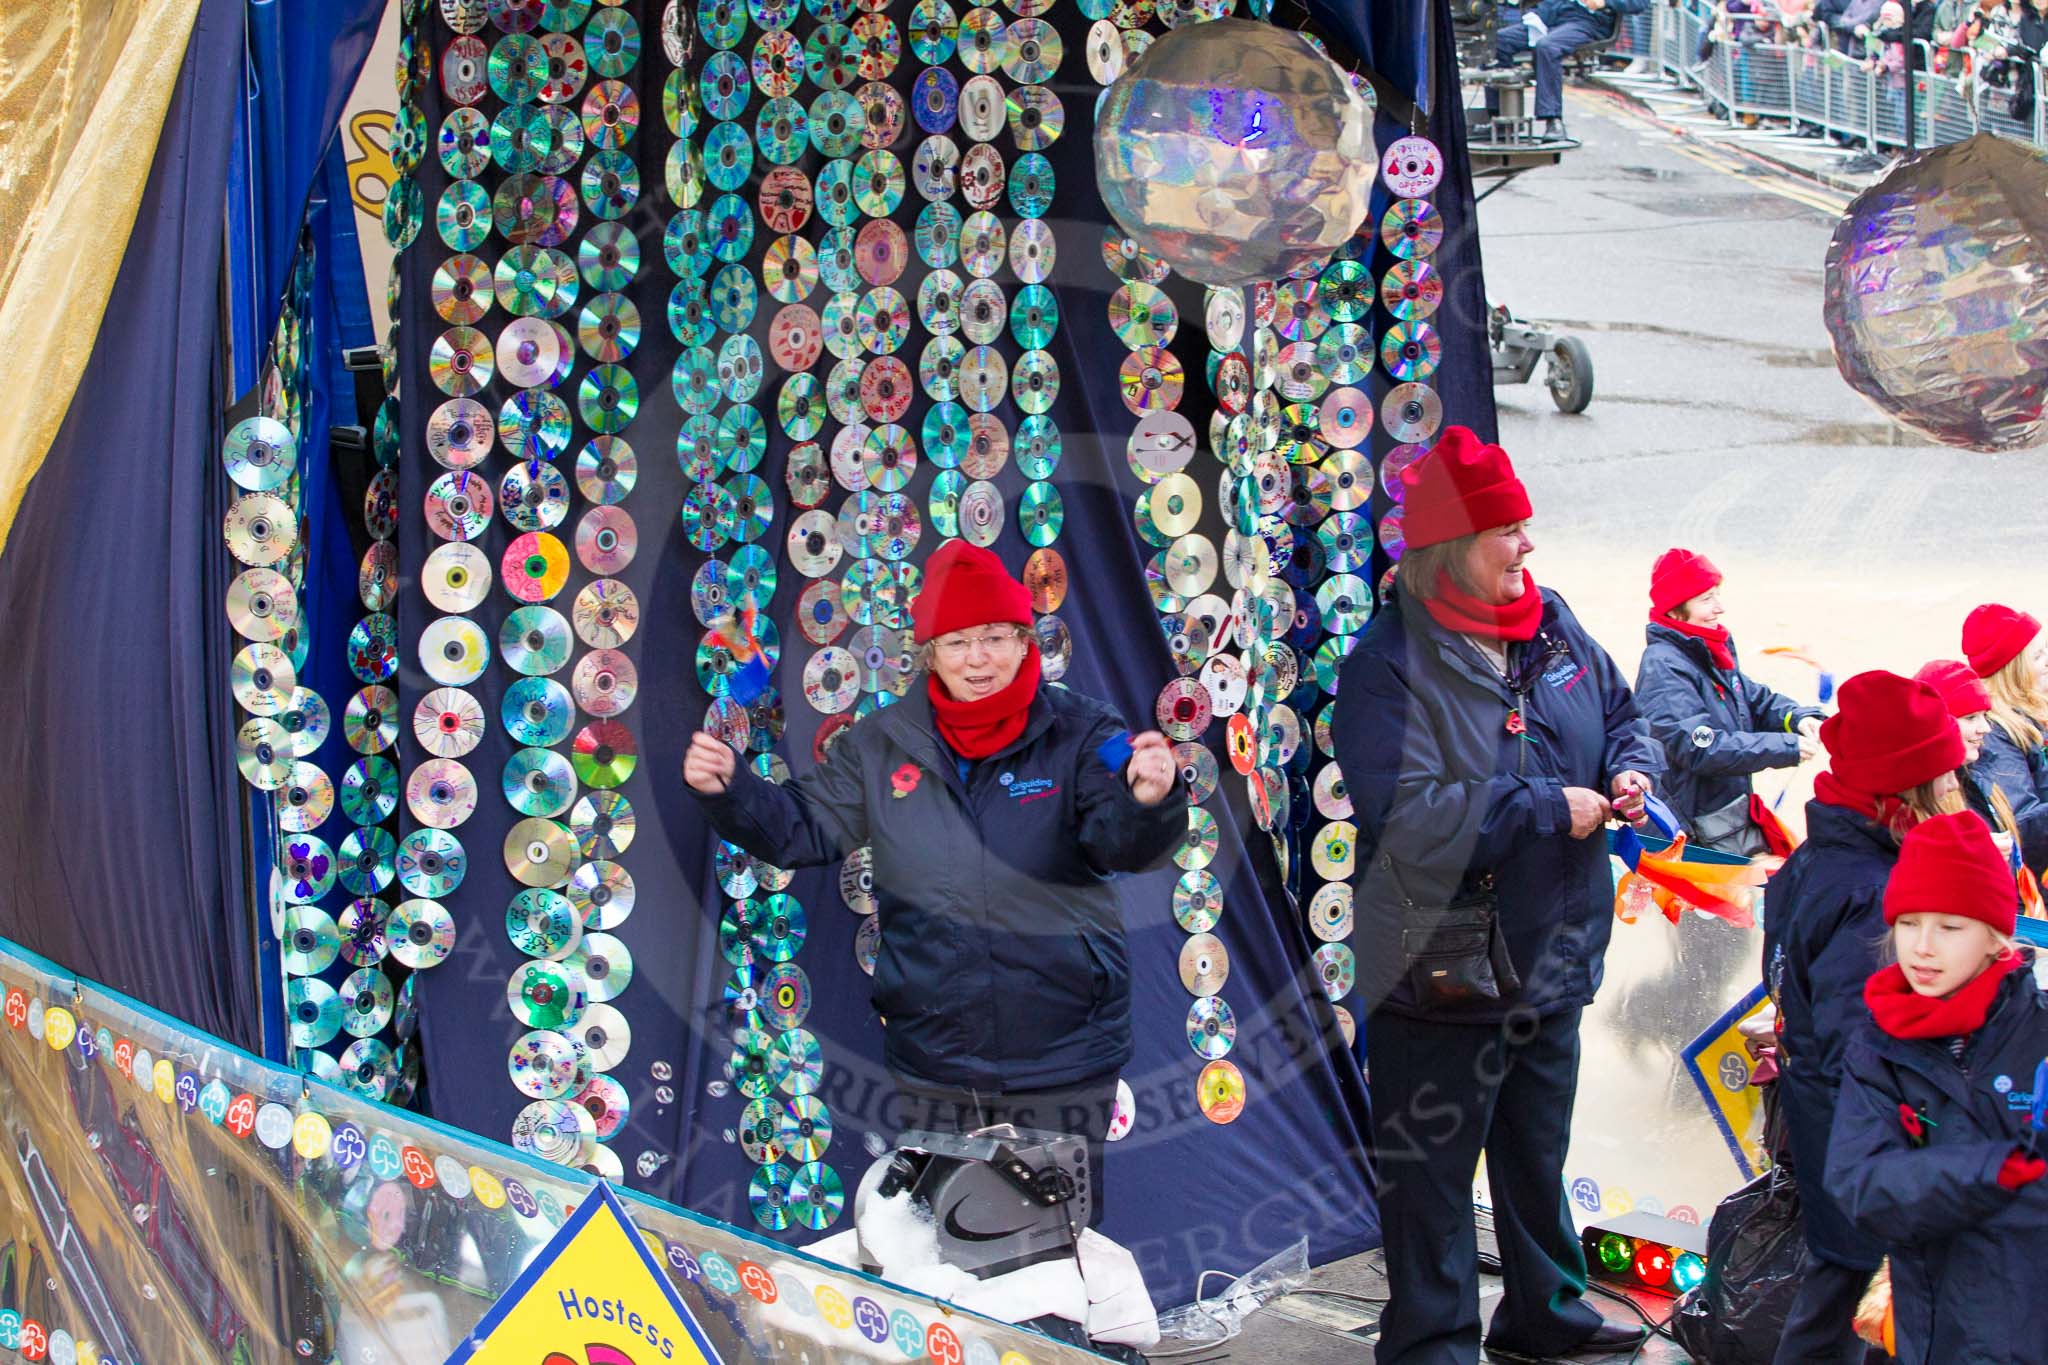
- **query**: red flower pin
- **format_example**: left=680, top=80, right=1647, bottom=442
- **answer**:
left=1898, top=1102, right=1927, bottom=1145
left=1505, top=709, right=1527, bottom=737
left=890, top=762, right=921, bottom=799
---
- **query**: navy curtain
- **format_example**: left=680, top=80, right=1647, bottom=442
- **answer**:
left=0, top=0, right=382, bottom=1054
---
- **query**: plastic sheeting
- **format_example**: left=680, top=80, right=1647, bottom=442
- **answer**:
left=0, top=934, right=1100, bottom=1364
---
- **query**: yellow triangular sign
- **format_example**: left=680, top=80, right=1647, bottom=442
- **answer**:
left=446, top=1180, right=725, bottom=1365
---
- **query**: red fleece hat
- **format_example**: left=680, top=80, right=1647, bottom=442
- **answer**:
left=1963, top=603, right=2040, bottom=677
left=910, top=540, right=1033, bottom=643
left=1399, top=426, right=1532, bottom=549
left=1820, top=671, right=1965, bottom=796
left=1883, top=811, right=2016, bottom=934
left=1649, top=548, right=1723, bottom=616
left=1914, top=659, right=1993, bottom=719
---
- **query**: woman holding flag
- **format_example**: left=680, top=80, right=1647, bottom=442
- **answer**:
left=1633, top=548, right=1824, bottom=857
left=1762, top=671, right=1965, bottom=1364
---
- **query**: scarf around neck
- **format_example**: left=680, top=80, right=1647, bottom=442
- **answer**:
left=1656, top=611, right=1736, bottom=671
left=1813, top=770, right=1909, bottom=831
left=1863, top=953, right=2022, bottom=1040
left=1423, top=568, right=1542, bottom=642
left=927, top=645, right=1042, bottom=760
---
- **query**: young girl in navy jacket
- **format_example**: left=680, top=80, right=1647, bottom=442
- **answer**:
left=1827, top=810, right=2048, bottom=1365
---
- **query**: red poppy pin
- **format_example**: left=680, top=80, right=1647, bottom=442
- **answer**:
left=1897, top=1102, right=1933, bottom=1147
left=1505, top=709, right=1527, bottom=737
left=891, top=762, right=921, bottom=799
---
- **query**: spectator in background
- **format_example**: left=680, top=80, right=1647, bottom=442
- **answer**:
left=1813, top=0, right=1887, bottom=50
left=1997, top=0, right=2048, bottom=114
left=1964, top=602, right=2048, bottom=838
left=1913, top=659, right=2045, bottom=867
left=1494, top=0, right=1652, bottom=139
left=1932, top=0, right=1976, bottom=69
left=1634, top=549, right=1822, bottom=858
left=1967, top=0, right=2022, bottom=106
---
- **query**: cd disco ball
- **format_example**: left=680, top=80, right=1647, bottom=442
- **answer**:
left=1823, top=133, right=2048, bottom=452
left=1094, top=19, right=1374, bottom=287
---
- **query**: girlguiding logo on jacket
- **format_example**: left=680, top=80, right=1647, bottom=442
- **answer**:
left=998, top=772, right=1060, bottom=804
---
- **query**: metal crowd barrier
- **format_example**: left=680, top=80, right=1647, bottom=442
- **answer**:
left=1626, top=0, right=2048, bottom=151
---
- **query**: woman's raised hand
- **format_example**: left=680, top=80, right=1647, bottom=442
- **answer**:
left=684, top=730, right=738, bottom=794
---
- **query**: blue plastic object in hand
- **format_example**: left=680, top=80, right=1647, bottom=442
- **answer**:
left=1642, top=793, right=1681, bottom=839
left=1096, top=730, right=1135, bottom=773
left=2031, top=1057, right=2047, bottom=1132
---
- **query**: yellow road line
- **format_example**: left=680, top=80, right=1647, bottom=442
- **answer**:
left=1567, top=87, right=1853, bottom=216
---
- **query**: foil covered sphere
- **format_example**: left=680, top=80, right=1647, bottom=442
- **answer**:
left=1093, top=19, right=1374, bottom=287
left=1823, top=134, right=2048, bottom=452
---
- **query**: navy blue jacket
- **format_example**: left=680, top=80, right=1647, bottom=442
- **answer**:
left=1762, top=798, right=1898, bottom=1268
left=1971, top=721, right=2048, bottom=873
left=1828, top=962, right=2048, bottom=1364
left=1535, top=0, right=1649, bottom=40
left=1633, top=624, right=1819, bottom=854
left=1335, top=585, right=1661, bottom=1021
left=693, top=681, right=1187, bottom=1091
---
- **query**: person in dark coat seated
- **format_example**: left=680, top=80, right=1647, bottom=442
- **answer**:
left=1827, top=811, right=2048, bottom=1365
left=1494, top=0, right=1650, bottom=138
left=1761, top=672, right=1965, bottom=1365
left=1634, top=548, right=1823, bottom=857
left=682, top=540, right=1186, bottom=1225
left=1335, top=426, right=1662, bottom=1365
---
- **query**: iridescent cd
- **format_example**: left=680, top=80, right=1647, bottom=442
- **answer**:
left=278, top=761, right=334, bottom=829
left=751, top=1162, right=795, bottom=1230
left=956, top=73, right=1003, bottom=142
left=566, top=577, right=636, bottom=650
left=1315, top=510, right=1372, bottom=574
left=565, top=931, right=633, bottom=1002
left=507, top=957, right=589, bottom=1031
left=437, top=180, right=492, bottom=254
left=915, top=201, right=963, bottom=268
left=360, top=540, right=399, bottom=612
left=769, top=303, right=824, bottom=371
left=226, top=642, right=292, bottom=719
left=1381, top=197, right=1443, bottom=259
left=1086, top=17, right=1124, bottom=81
left=403, top=758, right=475, bottom=832
left=1007, top=84, right=1063, bottom=148
left=568, top=437, right=632, bottom=507
left=1155, top=675, right=1212, bottom=742
left=1013, top=480, right=1061, bottom=547
left=509, top=1029, right=581, bottom=1099
left=1309, top=881, right=1354, bottom=942
left=439, top=107, right=493, bottom=179
left=417, top=615, right=487, bottom=687
left=572, top=648, right=639, bottom=717
left=507, top=888, right=578, bottom=957
left=1179, top=932, right=1229, bottom=997
left=282, top=906, right=342, bottom=976
left=1380, top=259, right=1443, bottom=320
left=390, top=898, right=457, bottom=969
left=504, top=746, right=577, bottom=817
left=340, top=967, right=395, bottom=1037
left=225, top=567, right=298, bottom=644
left=511, top=1096, right=596, bottom=1166
left=391, top=827, right=463, bottom=899
left=222, top=493, right=295, bottom=566
left=502, top=677, right=573, bottom=748
left=572, top=720, right=638, bottom=788
left=789, top=1160, right=843, bottom=1230
left=566, top=859, right=635, bottom=932
left=580, top=504, right=641, bottom=573
left=574, top=1002, right=631, bottom=1071
left=568, top=791, right=636, bottom=861
left=913, top=135, right=959, bottom=202
left=1173, top=868, right=1223, bottom=932
left=1310, top=819, right=1357, bottom=880
left=860, top=355, right=914, bottom=424
left=280, top=688, right=331, bottom=758
left=506, top=816, right=577, bottom=890
left=427, top=397, right=493, bottom=469
left=339, top=756, right=399, bottom=829
left=788, top=508, right=844, bottom=577
left=1002, top=16, right=1062, bottom=80
left=576, top=220, right=638, bottom=297
left=424, top=469, right=492, bottom=541
left=957, top=343, right=1007, bottom=412
left=500, top=604, right=573, bottom=677
left=222, top=416, right=296, bottom=491
left=1380, top=321, right=1442, bottom=383
left=422, top=542, right=492, bottom=613
left=1309, top=323, right=1366, bottom=385
left=1119, top=346, right=1184, bottom=415
left=287, top=978, right=342, bottom=1048
left=1317, top=573, right=1372, bottom=634
left=957, top=479, right=1004, bottom=548
left=575, top=1072, right=631, bottom=1140
left=575, top=292, right=640, bottom=363
left=1381, top=382, right=1444, bottom=445
left=856, top=218, right=909, bottom=287
left=1313, top=942, right=1357, bottom=999
left=958, top=142, right=1004, bottom=210
left=802, top=646, right=860, bottom=714
left=806, top=91, right=863, bottom=160
left=1187, top=996, right=1237, bottom=1060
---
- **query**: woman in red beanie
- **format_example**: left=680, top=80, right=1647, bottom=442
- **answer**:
left=1761, top=671, right=1966, bottom=1364
left=1914, top=658, right=2047, bottom=870
left=1335, top=426, right=1663, bottom=1363
left=1963, top=603, right=2048, bottom=849
left=683, top=540, right=1184, bottom=1226
left=1826, top=811, right=2046, bottom=1365
left=1634, top=548, right=1824, bottom=855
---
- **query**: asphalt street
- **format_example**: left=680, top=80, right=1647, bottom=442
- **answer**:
left=1475, top=88, right=2048, bottom=711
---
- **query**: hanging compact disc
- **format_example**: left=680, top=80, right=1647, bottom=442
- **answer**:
left=1381, top=382, right=1443, bottom=445
left=422, top=543, right=492, bottom=613
left=504, top=746, right=577, bottom=817
left=506, top=888, right=578, bottom=958
left=568, top=859, right=636, bottom=931
left=1173, top=868, right=1223, bottom=933
left=1381, top=135, right=1443, bottom=197
left=576, top=505, right=638, bottom=574
left=501, top=605, right=573, bottom=676
left=408, top=758, right=478, bottom=828
left=1308, top=882, right=1354, bottom=942
left=1187, top=996, right=1236, bottom=1060
left=222, top=415, right=296, bottom=490
left=1197, top=1059, right=1245, bottom=1125
left=428, top=397, right=495, bottom=468
left=511, top=1097, right=597, bottom=1166
left=574, top=1072, right=631, bottom=1140
left=562, top=931, right=632, bottom=1003
left=414, top=686, right=486, bottom=758
left=571, top=719, right=638, bottom=787
left=231, top=643, right=295, bottom=716
left=573, top=1002, right=631, bottom=1071
left=1155, top=676, right=1212, bottom=742
left=1178, top=931, right=1229, bottom=997
left=1175, top=807, right=1220, bottom=872
left=1310, top=820, right=1358, bottom=880
left=224, top=493, right=296, bottom=567
left=281, top=906, right=342, bottom=976
left=507, top=958, right=589, bottom=1030
left=1313, top=942, right=1357, bottom=999
left=1381, top=197, right=1443, bottom=260
left=1381, top=321, right=1442, bottom=383
left=287, top=978, right=342, bottom=1048
left=389, top=898, right=457, bottom=968
left=505, top=816, right=576, bottom=887
left=1380, top=259, right=1444, bottom=320
left=509, top=1028, right=582, bottom=1098
left=420, top=615, right=490, bottom=686
left=339, top=967, right=395, bottom=1037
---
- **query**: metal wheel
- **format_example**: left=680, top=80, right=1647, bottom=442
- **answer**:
left=1546, top=335, right=1594, bottom=413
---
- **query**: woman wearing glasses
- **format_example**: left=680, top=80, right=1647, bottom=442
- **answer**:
left=683, top=540, right=1184, bottom=1222
left=1334, top=427, right=1661, bottom=1364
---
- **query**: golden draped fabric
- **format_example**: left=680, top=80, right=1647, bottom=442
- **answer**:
left=0, top=0, right=204, bottom=554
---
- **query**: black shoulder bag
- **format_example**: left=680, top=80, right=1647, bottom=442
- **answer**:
left=1382, top=853, right=1522, bottom=1009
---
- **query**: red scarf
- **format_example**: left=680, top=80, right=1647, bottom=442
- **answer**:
left=928, top=646, right=1041, bottom=759
left=1422, top=569, right=1542, bottom=642
left=1813, top=770, right=1910, bottom=831
left=1863, top=954, right=2022, bottom=1039
left=1654, top=611, right=1735, bottom=671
